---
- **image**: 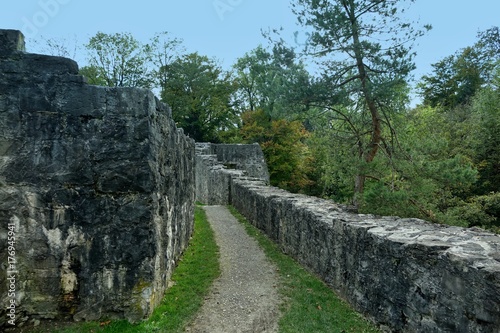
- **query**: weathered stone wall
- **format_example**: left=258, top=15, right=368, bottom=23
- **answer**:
left=195, top=143, right=269, bottom=205
left=196, top=145, right=500, bottom=332
left=0, top=30, right=195, bottom=327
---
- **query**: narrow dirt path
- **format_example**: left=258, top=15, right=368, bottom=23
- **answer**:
left=185, top=206, right=280, bottom=333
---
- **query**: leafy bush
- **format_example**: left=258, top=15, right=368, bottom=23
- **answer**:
left=447, top=193, right=500, bottom=232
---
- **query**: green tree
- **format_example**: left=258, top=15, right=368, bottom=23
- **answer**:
left=419, top=48, right=486, bottom=108
left=397, top=27, right=500, bottom=231
left=233, top=44, right=312, bottom=119
left=309, top=113, right=366, bottom=202
left=419, top=27, right=500, bottom=109
left=470, top=68, right=500, bottom=194
left=144, top=31, right=186, bottom=92
left=292, top=0, right=429, bottom=206
left=400, top=100, right=500, bottom=231
left=240, top=110, right=315, bottom=193
left=233, top=45, right=317, bottom=192
left=81, top=32, right=153, bottom=88
left=476, top=26, right=500, bottom=68
left=361, top=105, right=478, bottom=222
left=79, top=64, right=108, bottom=86
left=161, top=52, right=238, bottom=142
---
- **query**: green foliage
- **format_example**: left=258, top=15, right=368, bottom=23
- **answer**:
left=83, top=32, right=153, bottom=88
left=80, top=32, right=237, bottom=143
left=477, top=26, right=500, bottom=58
left=80, top=31, right=185, bottom=91
left=446, top=193, right=500, bottom=231
left=145, top=31, right=185, bottom=90
left=231, top=43, right=318, bottom=193
left=308, top=114, right=363, bottom=202
left=470, top=76, right=500, bottom=194
left=362, top=181, right=417, bottom=218
left=360, top=105, right=478, bottom=222
left=418, top=48, right=485, bottom=108
left=233, top=44, right=312, bottom=119
left=79, top=64, right=108, bottom=86
left=398, top=31, right=500, bottom=231
left=311, top=101, right=482, bottom=224
left=418, top=27, right=500, bottom=108
left=292, top=0, right=429, bottom=205
left=308, top=24, right=499, bottom=230
left=240, top=110, right=316, bottom=193
left=161, top=53, right=238, bottom=142
left=401, top=106, right=478, bottom=192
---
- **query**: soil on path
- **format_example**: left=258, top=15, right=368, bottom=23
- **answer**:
left=185, top=206, right=281, bottom=333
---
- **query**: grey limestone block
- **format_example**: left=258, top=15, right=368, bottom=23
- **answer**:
left=0, top=29, right=195, bottom=327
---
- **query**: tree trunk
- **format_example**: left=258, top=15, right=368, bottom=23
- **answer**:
left=353, top=174, right=365, bottom=208
left=345, top=0, right=383, bottom=208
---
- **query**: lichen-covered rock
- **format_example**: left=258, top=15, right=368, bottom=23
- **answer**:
left=0, top=30, right=195, bottom=327
left=0, top=29, right=25, bottom=56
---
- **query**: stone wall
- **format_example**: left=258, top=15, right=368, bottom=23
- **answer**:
left=196, top=145, right=500, bottom=332
left=0, top=30, right=195, bottom=327
left=195, top=143, right=269, bottom=205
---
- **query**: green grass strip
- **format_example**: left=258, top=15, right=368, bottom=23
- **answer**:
left=227, top=206, right=381, bottom=333
left=36, top=206, right=219, bottom=333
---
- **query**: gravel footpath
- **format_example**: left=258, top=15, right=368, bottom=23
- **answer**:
left=185, top=206, right=281, bottom=333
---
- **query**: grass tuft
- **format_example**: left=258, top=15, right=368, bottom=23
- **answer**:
left=227, top=205, right=381, bottom=333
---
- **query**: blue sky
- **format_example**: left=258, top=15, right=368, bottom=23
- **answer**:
left=1, top=0, right=499, bottom=86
